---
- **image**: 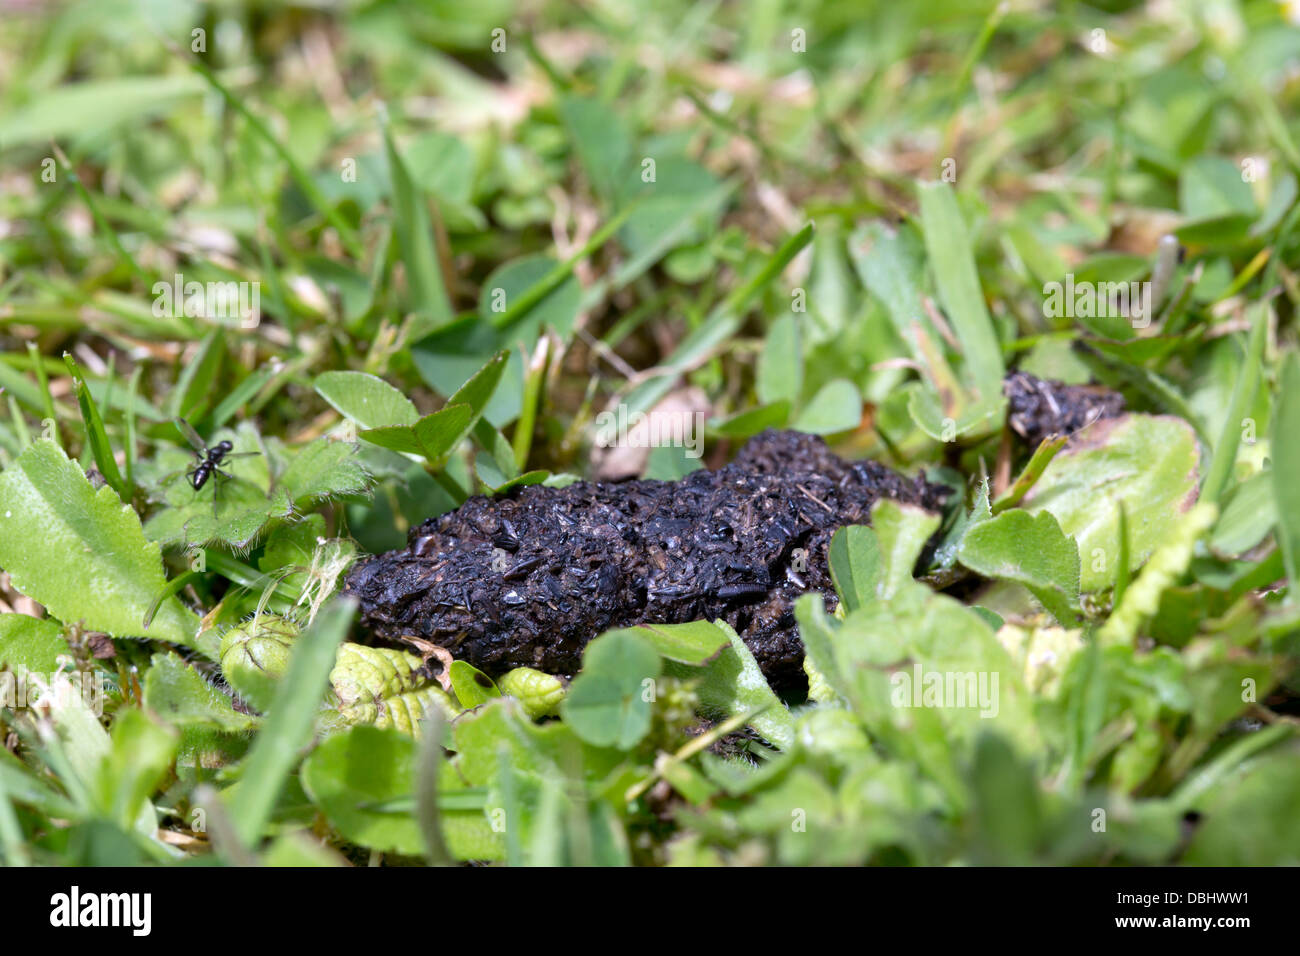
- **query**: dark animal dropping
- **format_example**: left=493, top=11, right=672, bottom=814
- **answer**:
left=346, top=428, right=948, bottom=691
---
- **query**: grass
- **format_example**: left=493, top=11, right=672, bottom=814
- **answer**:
left=0, top=0, right=1298, bottom=866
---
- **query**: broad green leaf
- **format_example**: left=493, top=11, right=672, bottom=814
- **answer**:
left=1211, top=470, right=1275, bottom=556
left=1097, top=503, right=1218, bottom=646
left=609, top=620, right=731, bottom=666
left=276, top=438, right=371, bottom=505
left=791, top=379, right=860, bottom=435
left=1022, top=415, right=1201, bottom=592
left=0, top=73, right=213, bottom=146
left=301, top=725, right=424, bottom=855
left=480, top=255, right=582, bottom=341
left=410, top=316, right=521, bottom=427
left=870, top=499, right=942, bottom=599
left=0, top=440, right=204, bottom=654
left=968, top=733, right=1041, bottom=865
left=1179, top=155, right=1257, bottom=219
left=314, top=371, right=418, bottom=429
left=958, top=510, right=1081, bottom=627
left=498, top=668, right=567, bottom=719
left=0, top=614, right=71, bottom=672
left=849, top=220, right=932, bottom=356
left=560, top=629, right=661, bottom=749
left=143, top=653, right=256, bottom=733
left=95, top=709, right=177, bottom=834
left=559, top=96, right=631, bottom=203
left=709, top=402, right=791, bottom=438
left=756, top=313, right=802, bottom=407
left=446, top=350, right=509, bottom=419
left=1183, top=748, right=1300, bottom=865
left=360, top=404, right=473, bottom=463
left=828, top=525, right=881, bottom=613
left=449, top=660, right=501, bottom=710
left=695, top=622, right=794, bottom=749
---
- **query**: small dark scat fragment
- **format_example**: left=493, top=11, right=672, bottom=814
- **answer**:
left=346, top=429, right=948, bottom=693
left=1003, top=371, right=1126, bottom=448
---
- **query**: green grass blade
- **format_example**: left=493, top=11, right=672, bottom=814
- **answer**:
left=383, top=116, right=455, bottom=334
left=1202, top=300, right=1269, bottom=505
left=229, top=597, right=354, bottom=846
left=62, top=353, right=130, bottom=500
left=918, top=181, right=1005, bottom=401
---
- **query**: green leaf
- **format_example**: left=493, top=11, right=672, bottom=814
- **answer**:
left=314, top=372, right=418, bottom=429
left=1272, top=353, right=1300, bottom=593
left=143, top=653, right=257, bottom=733
left=383, top=122, right=454, bottom=333
left=360, top=404, right=473, bottom=463
left=480, top=255, right=582, bottom=340
left=95, top=709, right=177, bottom=833
left=0, top=440, right=205, bottom=654
left=958, top=509, right=1081, bottom=627
left=0, top=614, right=71, bottom=672
left=757, top=314, right=802, bottom=408
left=0, top=72, right=212, bottom=146
left=168, top=330, right=224, bottom=423
left=917, top=181, right=1005, bottom=402
left=1097, top=502, right=1218, bottom=646
left=791, top=379, right=861, bottom=435
left=63, top=353, right=128, bottom=499
left=560, top=629, right=661, bottom=749
left=1179, top=155, right=1256, bottom=220
left=1201, top=301, right=1268, bottom=506
left=695, top=622, right=794, bottom=749
left=870, top=499, right=942, bottom=599
left=1022, top=414, right=1201, bottom=591
left=559, top=96, right=631, bottom=203
left=709, top=402, right=791, bottom=438
left=228, top=597, right=353, bottom=846
left=449, top=661, right=501, bottom=710
left=1182, top=748, right=1300, bottom=865
left=276, top=438, right=371, bottom=506
left=1211, top=470, right=1275, bottom=556
left=609, top=620, right=731, bottom=666
left=498, top=667, right=567, bottom=719
left=828, top=525, right=882, bottom=613
left=301, top=725, right=424, bottom=855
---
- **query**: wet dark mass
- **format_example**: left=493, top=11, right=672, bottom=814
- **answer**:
left=346, top=372, right=1124, bottom=692
left=1003, top=370, right=1125, bottom=448
left=346, top=429, right=948, bottom=692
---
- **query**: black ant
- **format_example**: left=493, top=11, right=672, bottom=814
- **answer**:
left=170, top=418, right=259, bottom=513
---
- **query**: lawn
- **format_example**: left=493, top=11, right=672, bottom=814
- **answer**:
left=0, top=0, right=1298, bottom=867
